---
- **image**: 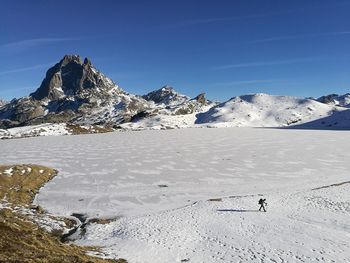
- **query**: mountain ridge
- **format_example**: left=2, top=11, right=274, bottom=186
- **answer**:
left=0, top=54, right=349, bottom=134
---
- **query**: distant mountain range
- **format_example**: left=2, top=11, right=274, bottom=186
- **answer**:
left=0, top=54, right=349, bottom=136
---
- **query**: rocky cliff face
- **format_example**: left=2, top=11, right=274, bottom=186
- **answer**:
left=0, top=55, right=151, bottom=128
left=30, top=55, right=119, bottom=101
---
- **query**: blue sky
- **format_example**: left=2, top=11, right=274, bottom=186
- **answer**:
left=0, top=0, right=349, bottom=101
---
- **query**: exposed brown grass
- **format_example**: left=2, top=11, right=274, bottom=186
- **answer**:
left=0, top=164, right=57, bottom=206
left=66, top=124, right=114, bottom=135
left=0, top=164, right=126, bottom=263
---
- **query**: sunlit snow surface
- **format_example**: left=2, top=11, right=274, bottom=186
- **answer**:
left=1, top=128, right=350, bottom=262
left=0, top=128, right=348, bottom=217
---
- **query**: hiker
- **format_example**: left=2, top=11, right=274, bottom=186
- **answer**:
left=258, top=198, right=267, bottom=212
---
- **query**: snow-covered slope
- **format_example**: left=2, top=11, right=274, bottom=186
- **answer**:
left=0, top=123, right=115, bottom=139
left=0, top=123, right=71, bottom=139
left=195, top=93, right=344, bottom=127
left=123, top=90, right=215, bottom=130
left=120, top=106, right=212, bottom=130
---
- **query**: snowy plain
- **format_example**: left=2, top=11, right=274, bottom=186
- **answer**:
left=0, top=128, right=349, bottom=262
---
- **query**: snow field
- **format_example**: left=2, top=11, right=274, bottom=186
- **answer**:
left=0, top=128, right=349, bottom=219
left=78, top=183, right=350, bottom=262
left=1, top=127, right=350, bottom=262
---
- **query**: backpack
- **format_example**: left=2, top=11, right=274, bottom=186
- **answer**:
left=258, top=199, right=263, bottom=205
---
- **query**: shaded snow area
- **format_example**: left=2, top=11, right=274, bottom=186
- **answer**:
left=1, top=128, right=350, bottom=262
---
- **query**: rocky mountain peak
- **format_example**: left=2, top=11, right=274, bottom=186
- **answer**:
left=61, top=54, right=82, bottom=66
left=30, top=55, right=116, bottom=101
left=161, top=85, right=174, bottom=92
left=193, top=93, right=207, bottom=105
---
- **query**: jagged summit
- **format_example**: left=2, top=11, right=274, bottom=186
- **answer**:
left=30, top=55, right=117, bottom=101
left=193, top=93, right=207, bottom=105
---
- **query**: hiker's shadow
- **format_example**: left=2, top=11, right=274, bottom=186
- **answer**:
left=217, top=209, right=259, bottom=212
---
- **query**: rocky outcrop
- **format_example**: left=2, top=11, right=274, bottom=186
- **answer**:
left=142, top=85, right=190, bottom=107
left=0, top=100, right=8, bottom=108
left=193, top=93, right=207, bottom=105
left=173, top=93, right=211, bottom=115
left=316, top=93, right=350, bottom=107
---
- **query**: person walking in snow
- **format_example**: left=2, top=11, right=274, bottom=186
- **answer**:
left=258, top=198, right=267, bottom=212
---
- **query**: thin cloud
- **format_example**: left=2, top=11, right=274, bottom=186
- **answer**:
left=214, top=79, right=285, bottom=86
left=0, top=62, right=54, bottom=76
left=162, top=11, right=287, bottom=29
left=0, top=37, right=78, bottom=52
left=249, top=31, right=350, bottom=43
left=163, top=2, right=349, bottom=29
left=214, top=57, right=325, bottom=70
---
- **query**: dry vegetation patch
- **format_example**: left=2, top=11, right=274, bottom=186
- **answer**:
left=0, top=164, right=126, bottom=263
left=66, top=124, right=114, bottom=135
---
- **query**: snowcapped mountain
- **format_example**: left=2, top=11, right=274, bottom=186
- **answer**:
left=316, top=93, right=350, bottom=107
left=195, top=93, right=345, bottom=128
left=0, top=55, right=151, bottom=128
